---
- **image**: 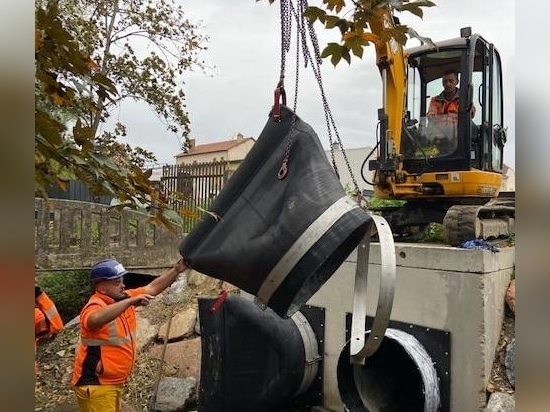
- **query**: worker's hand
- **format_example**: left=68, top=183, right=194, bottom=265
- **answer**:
left=469, top=104, right=476, bottom=118
left=173, top=257, right=187, bottom=274
left=131, top=294, right=155, bottom=307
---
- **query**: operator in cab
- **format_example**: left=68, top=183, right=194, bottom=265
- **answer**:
left=427, top=69, right=476, bottom=122
left=425, top=69, right=475, bottom=155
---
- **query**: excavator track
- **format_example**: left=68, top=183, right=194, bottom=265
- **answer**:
left=443, top=196, right=515, bottom=246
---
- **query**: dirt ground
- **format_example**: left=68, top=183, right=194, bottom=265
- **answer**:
left=35, top=279, right=515, bottom=411
left=486, top=305, right=516, bottom=395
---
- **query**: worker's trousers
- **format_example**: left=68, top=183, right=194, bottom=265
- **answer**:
left=73, top=384, right=124, bottom=412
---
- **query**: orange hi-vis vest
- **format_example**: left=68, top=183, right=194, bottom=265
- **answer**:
left=428, top=90, right=460, bottom=125
left=35, top=288, right=63, bottom=373
left=72, top=287, right=145, bottom=386
left=35, top=290, right=64, bottom=339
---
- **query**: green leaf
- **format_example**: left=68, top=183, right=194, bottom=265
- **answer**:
left=320, top=42, right=341, bottom=59
left=303, top=6, right=327, bottom=24
left=324, top=15, right=340, bottom=29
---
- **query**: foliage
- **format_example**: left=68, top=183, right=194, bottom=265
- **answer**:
left=367, top=196, right=406, bottom=209
left=343, top=182, right=360, bottom=198
left=35, top=0, right=207, bottom=229
left=262, top=0, right=435, bottom=66
left=419, top=222, right=445, bottom=243
left=52, top=0, right=208, bottom=147
left=36, top=271, right=93, bottom=321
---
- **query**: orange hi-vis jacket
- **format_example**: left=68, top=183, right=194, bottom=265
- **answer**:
left=71, top=287, right=145, bottom=386
left=427, top=90, right=460, bottom=124
left=35, top=289, right=64, bottom=339
left=35, top=287, right=63, bottom=373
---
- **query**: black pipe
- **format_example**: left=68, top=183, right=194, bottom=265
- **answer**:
left=198, top=294, right=321, bottom=412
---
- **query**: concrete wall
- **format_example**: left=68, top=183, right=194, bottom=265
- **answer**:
left=307, top=242, right=515, bottom=412
left=35, top=198, right=184, bottom=271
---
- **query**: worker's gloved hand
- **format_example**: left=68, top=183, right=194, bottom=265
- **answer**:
left=35, top=284, right=43, bottom=298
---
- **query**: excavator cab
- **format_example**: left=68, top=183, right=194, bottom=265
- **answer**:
left=402, top=29, right=506, bottom=178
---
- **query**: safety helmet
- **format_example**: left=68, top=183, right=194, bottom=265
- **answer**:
left=90, top=258, right=127, bottom=282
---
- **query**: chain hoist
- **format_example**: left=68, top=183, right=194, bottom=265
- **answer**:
left=274, top=0, right=361, bottom=199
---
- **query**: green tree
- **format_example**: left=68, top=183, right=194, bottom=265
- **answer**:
left=263, top=0, right=435, bottom=66
left=35, top=0, right=207, bottom=228
left=53, top=0, right=207, bottom=149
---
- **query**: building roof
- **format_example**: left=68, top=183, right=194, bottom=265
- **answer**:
left=176, top=137, right=254, bottom=157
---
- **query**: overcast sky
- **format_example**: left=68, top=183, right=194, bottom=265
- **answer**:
left=107, top=0, right=515, bottom=170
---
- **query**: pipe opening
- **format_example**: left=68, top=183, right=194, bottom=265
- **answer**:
left=337, top=328, right=440, bottom=412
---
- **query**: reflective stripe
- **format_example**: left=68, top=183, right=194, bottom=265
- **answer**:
left=81, top=318, right=134, bottom=346
left=36, top=292, right=63, bottom=334
left=44, top=307, right=58, bottom=318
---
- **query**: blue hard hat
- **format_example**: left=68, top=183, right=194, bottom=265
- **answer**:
left=90, top=259, right=128, bottom=282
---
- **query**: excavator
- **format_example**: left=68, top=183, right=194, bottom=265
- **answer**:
left=363, top=7, right=515, bottom=246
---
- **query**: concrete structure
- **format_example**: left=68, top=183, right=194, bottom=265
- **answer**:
left=324, top=145, right=374, bottom=197
left=307, top=242, right=515, bottom=411
left=175, top=133, right=255, bottom=172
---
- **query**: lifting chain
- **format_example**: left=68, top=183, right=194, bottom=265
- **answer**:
left=275, top=0, right=361, bottom=199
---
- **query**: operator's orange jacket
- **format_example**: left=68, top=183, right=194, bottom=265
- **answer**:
left=71, top=287, right=145, bottom=386
left=428, top=89, right=475, bottom=123
left=427, top=91, right=460, bottom=123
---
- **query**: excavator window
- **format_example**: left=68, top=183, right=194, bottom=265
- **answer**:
left=405, top=50, right=464, bottom=160
left=401, top=35, right=505, bottom=175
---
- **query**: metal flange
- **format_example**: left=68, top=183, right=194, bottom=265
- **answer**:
left=350, top=214, right=396, bottom=364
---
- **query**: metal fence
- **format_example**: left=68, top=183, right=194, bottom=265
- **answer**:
left=161, top=161, right=231, bottom=232
left=46, top=180, right=113, bottom=205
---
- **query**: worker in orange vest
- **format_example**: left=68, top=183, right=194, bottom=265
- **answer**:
left=426, top=69, right=476, bottom=155
left=427, top=68, right=476, bottom=123
left=35, top=284, right=64, bottom=372
left=71, top=257, right=187, bottom=411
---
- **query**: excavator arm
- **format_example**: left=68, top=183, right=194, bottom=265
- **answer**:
left=365, top=6, right=422, bottom=199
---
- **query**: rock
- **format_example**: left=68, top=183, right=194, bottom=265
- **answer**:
left=136, top=316, right=157, bottom=351
left=187, top=270, right=207, bottom=286
left=147, top=337, right=201, bottom=382
left=485, top=391, right=515, bottom=412
left=149, top=376, right=197, bottom=412
left=505, top=338, right=515, bottom=388
left=505, top=279, right=515, bottom=313
left=164, top=274, right=188, bottom=305
left=158, top=307, right=197, bottom=342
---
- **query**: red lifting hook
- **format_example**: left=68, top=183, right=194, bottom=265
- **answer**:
left=272, top=80, right=287, bottom=122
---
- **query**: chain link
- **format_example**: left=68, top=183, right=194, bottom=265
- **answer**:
left=277, top=0, right=360, bottom=195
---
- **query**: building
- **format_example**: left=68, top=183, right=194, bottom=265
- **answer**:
left=175, top=133, right=256, bottom=172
